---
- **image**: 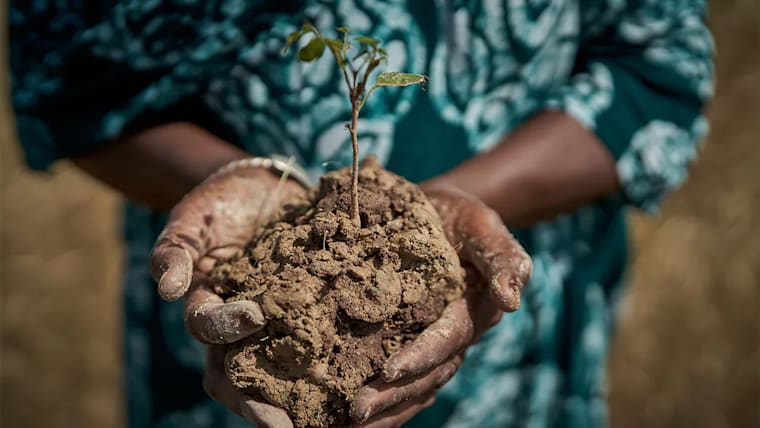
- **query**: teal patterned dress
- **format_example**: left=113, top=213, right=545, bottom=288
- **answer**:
left=10, top=1, right=714, bottom=427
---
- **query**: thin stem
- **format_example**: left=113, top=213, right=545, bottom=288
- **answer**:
left=314, top=24, right=353, bottom=94
left=364, top=46, right=378, bottom=77
left=352, top=67, right=359, bottom=90
left=354, top=49, right=370, bottom=74
left=349, top=100, right=361, bottom=227
left=330, top=49, right=353, bottom=94
left=355, top=46, right=379, bottom=102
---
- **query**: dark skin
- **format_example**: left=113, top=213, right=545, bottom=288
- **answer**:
left=75, top=111, right=618, bottom=427
left=75, top=112, right=618, bottom=227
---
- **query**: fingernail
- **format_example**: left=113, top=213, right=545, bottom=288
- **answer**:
left=349, top=396, right=371, bottom=422
left=157, top=247, right=193, bottom=301
left=517, top=257, right=532, bottom=285
left=489, top=285, right=517, bottom=312
left=382, top=367, right=406, bottom=382
left=361, top=406, right=375, bottom=423
left=159, top=267, right=191, bottom=301
left=437, top=363, right=458, bottom=387
left=233, top=301, right=266, bottom=327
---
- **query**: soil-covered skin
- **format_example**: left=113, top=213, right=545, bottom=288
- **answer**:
left=211, top=157, right=465, bottom=427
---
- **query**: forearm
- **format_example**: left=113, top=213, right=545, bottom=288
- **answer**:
left=425, top=111, right=620, bottom=229
left=72, top=122, right=248, bottom=210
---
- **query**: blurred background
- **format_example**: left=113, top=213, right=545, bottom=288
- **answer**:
left=1, top=1, right=758, bottom=427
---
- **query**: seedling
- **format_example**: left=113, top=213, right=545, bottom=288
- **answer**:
left=283, top=24, right=427, bottom=227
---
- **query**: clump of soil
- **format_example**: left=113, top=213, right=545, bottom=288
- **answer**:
left=212, top=157, right=465, bottom=427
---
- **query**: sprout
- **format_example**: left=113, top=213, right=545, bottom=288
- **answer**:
left=283, top=24, right=428, bottom=226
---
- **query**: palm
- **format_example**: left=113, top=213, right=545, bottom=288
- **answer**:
left=151, top=167, right=306, bottom=300
left=350, top=185, right=531, bottom=427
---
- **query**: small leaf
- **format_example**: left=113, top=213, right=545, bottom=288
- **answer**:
left=297, top=37, right=326, bottom=62
left=325, top=38, right=346, bottom=65
left=282, top=30, right=304, bottom=55
left=337, top=26, right=350, bottom=53
left=353, top=35, right=379, bottom=48
left=325, top=38, right=344, bottom=50
left=375, top=72, right=428, bottom=87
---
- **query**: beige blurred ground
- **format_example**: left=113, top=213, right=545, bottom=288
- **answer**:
left=0, top=25, right=124, bottom=428
left=607, top=2, right=760, bottom=427
left=1, top=2, right=759, bottom=428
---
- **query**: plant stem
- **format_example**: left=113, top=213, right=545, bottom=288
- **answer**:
left=349, top=100, right=361, bottom=227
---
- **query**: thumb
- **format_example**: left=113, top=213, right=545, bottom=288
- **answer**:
left=151, top=229, right=200, bottom=301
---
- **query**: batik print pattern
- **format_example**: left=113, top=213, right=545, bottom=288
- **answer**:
left=10, top=0, right=713, bottom=426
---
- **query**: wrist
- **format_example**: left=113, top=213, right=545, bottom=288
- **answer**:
left=206, top=156, right=312, bottom=189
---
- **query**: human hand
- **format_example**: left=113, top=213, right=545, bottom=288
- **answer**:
left=150, top=158, right=308, bottom=302
left=187, top=274, right=294, bottom=427
left=150, top=158, right=308, bottom=427
left=350, top=185, right=532, bottom=427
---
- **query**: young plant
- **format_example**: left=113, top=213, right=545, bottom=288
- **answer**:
left=283, top=24, right=427, bottom=227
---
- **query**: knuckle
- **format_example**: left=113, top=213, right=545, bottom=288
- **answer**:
left=473, top=204, right=503, bottom=231
left=396, top=384, right=414, bottom=403
left=170, top=232, right=204, bottom=254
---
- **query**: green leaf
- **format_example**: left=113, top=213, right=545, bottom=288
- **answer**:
left=375, top=72, right=428, bottom=87
left=325, top=38, right=346, bottom=65
left=282, top=30, right=304, bottom=55
left=337, top=27, right=350, bottom=53
left=325, top=38, right=344, bottom=50
left=297, top=37, right=326, bottom=62
left=353, top=35, right=379, bottom=48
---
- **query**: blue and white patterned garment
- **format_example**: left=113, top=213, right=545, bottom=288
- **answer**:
left=10, top=1, right=714, bottom=427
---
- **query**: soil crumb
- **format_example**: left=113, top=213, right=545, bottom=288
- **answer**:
left=212, top=157, right=464, bottom=427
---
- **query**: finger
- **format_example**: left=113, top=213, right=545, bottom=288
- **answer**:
left=241, top=400, right=294, bottom=428
left=204, top=345, right=248, bottom=416
left=353, top=394, right=436, bottom=428
left=185, top=273, right=266, bottom=344
left=151, top=238, right=197, bottom=301
left=352, top=355, right=461, bottom=422
left=383, top=299, right=472, bottom=382
left=459, top=207, right=532, bottom=312
left=204, top=346, right=292, bottom=427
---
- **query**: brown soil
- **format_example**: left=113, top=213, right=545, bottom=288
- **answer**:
left=211, top=157, right=465, bottom=427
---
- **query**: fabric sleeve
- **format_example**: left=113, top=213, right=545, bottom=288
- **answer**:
left=540, top=0, right=714, bottom=212
left=8, top=1, right=252, bottom=171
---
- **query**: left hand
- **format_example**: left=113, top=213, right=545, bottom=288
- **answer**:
left=150, top=161, right=308, bottom=427
left=350, top=184, right=532, bottom=428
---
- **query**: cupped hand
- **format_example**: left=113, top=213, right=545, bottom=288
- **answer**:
left=150, top=161, right=307, bottom=427
left=150, top=163, right=306, bottom=302
left=190, top=274, right=294, bottom=428
left=350, top=184, right=532, bottom=428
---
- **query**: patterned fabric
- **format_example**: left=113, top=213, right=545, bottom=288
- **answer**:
left=10, top=1, right=714, bottom=427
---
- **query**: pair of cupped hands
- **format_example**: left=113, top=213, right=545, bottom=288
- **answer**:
left=150, top=162, right=531, bottom=428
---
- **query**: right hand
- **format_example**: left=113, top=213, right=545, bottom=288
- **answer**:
left=150, top=160, right=307, bottom=427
